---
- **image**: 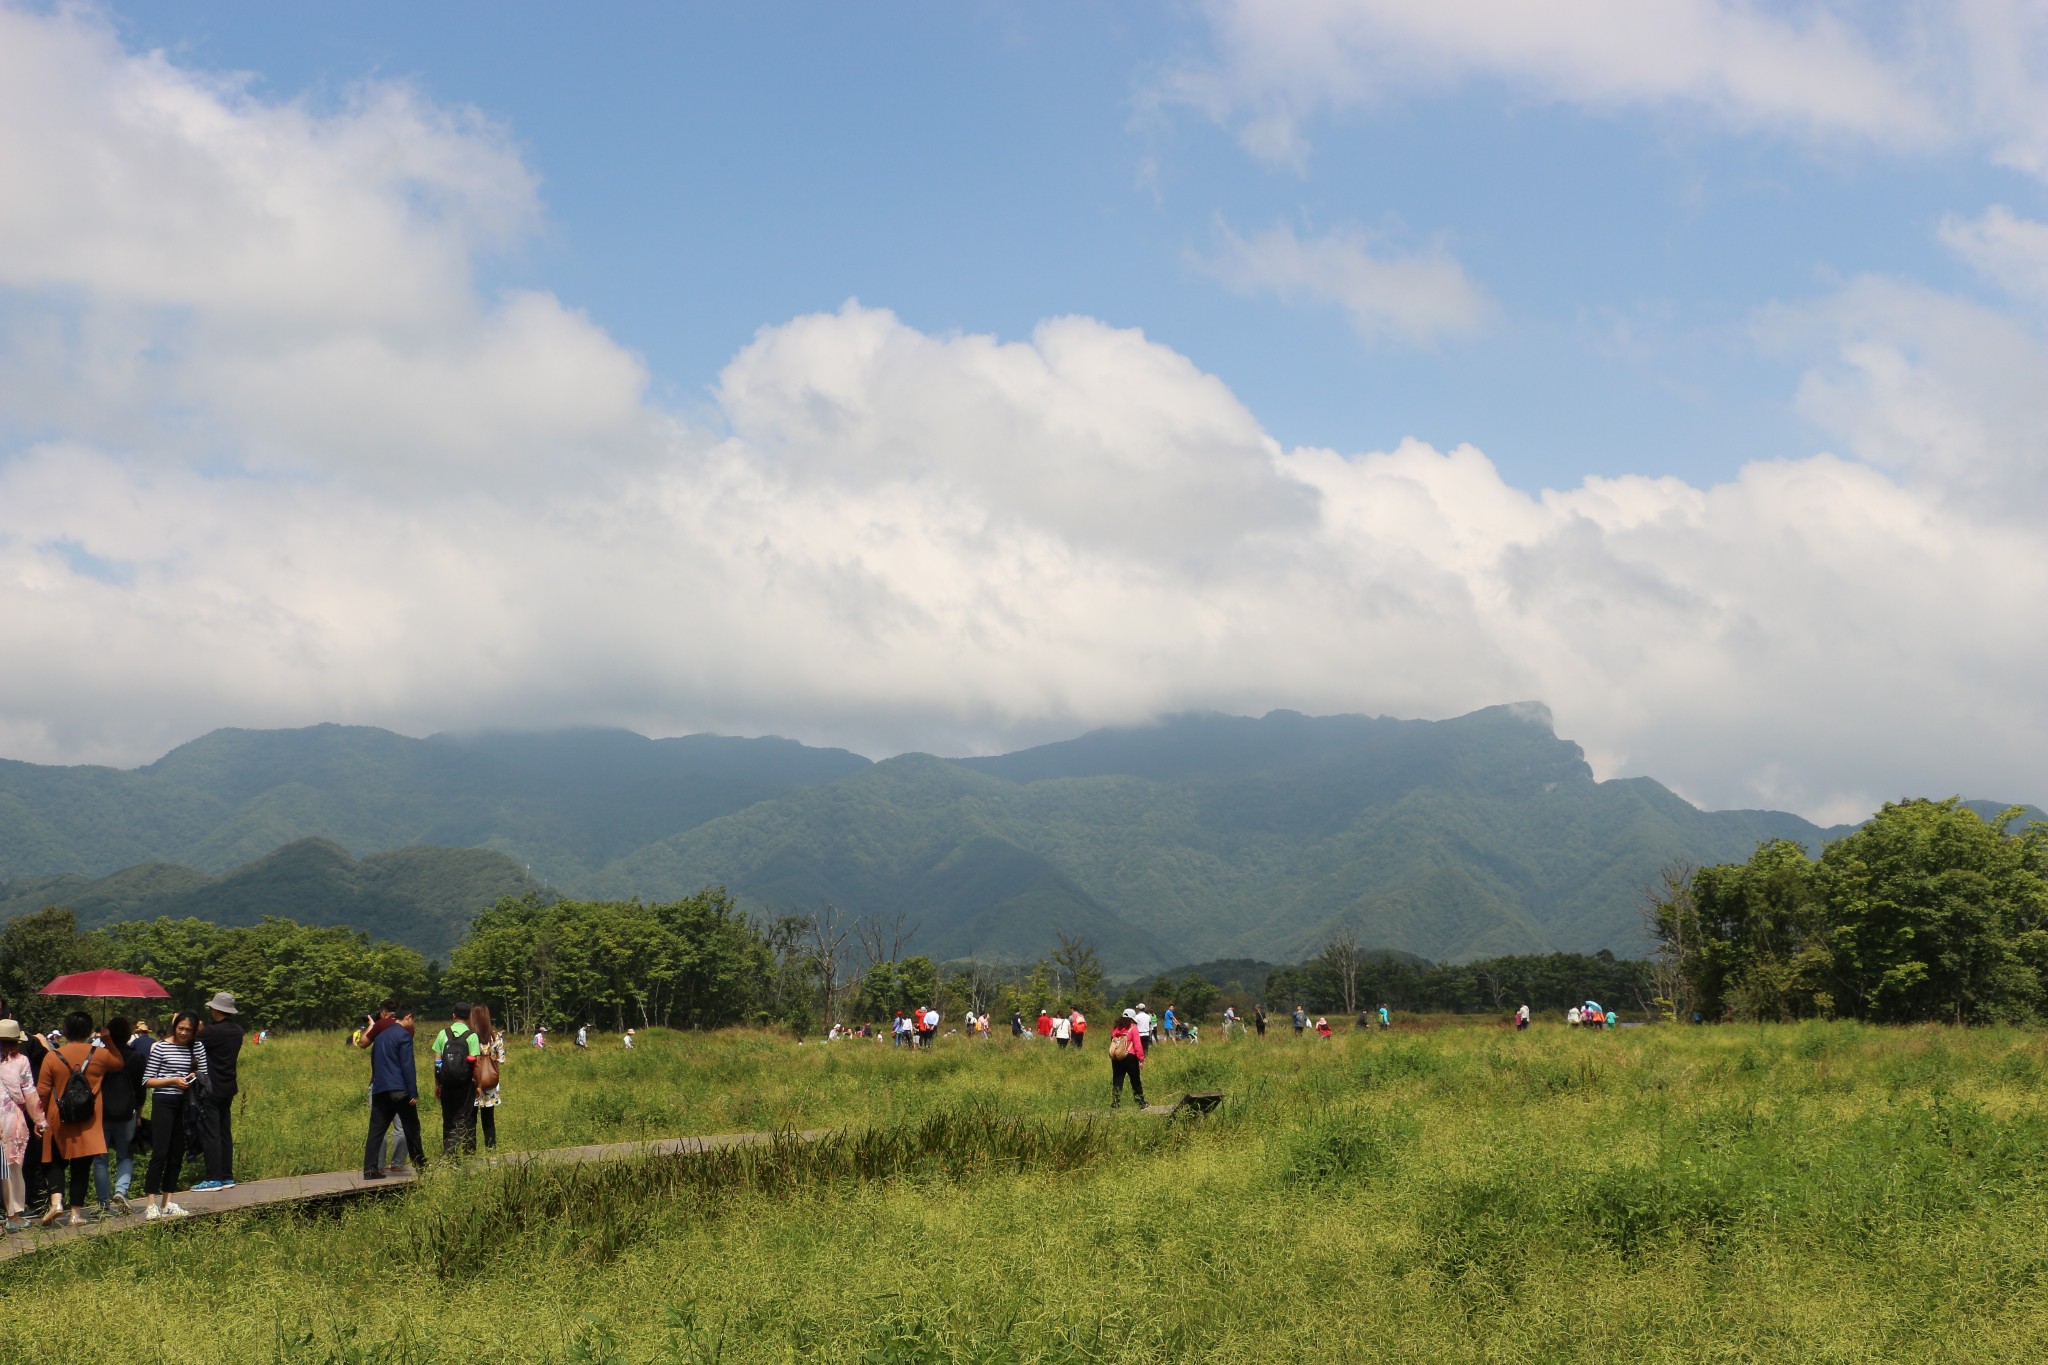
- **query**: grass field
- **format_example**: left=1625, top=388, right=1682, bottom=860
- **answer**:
left=14, top=1021, right=2048, bottom=1364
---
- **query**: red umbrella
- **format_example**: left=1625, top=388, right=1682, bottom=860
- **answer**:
left=40, top=969, right=169, bottom=999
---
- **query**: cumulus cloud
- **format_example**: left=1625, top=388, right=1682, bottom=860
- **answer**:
left=6, top=2, right=2048, bottom=825
left=1941, top=205, right=2048, bottom=305
left=1189, top=220, right=1492, bottom=344
left=1162, top=0, right=2035, bottom=170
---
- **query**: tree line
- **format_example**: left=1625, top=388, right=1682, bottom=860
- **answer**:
left=1650, top=797, right=2048, bottom=1024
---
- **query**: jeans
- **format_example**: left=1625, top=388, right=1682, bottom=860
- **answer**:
left=199, top=1094, right=234, bottom=1182
left=94, top=1114, right=137, bottom=1205
left=364, top=1090, right=424, bottom=1175
left=439, top=1082, right=476, bottom=1155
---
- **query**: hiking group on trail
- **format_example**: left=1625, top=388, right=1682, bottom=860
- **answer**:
left=0, top=990, right=243, bottom=1230
left=355, top=1000, right=504, bottom=1179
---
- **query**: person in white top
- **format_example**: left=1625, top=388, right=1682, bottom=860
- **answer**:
left=1053, top=1013, right=1072, bottom=1047
left=623, top=1028, right=636, bottom=1049
left=576, top=1024, right=589, bottom=1049
left=1516, top=1004, right=1530, bottom=1031
left=532, top=1027, right=546, bottom=1048
left=1567, top=1007, right=1582, bottom=1027
left=1132, top=1006, right=1152, bottom=1044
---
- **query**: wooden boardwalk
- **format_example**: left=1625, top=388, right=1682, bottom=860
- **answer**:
left=0, top=1106, right=1180, bottom=1263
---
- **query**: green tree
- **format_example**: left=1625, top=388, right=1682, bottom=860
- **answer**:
left=0, top=906, right=105, bottom=1013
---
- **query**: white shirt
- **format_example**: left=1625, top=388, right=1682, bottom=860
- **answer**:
left=1053, top=1016, right=1072, bottom=1040
left=1568, top=1008, right=1581, bottom=1025
left=577, top=1026, right=589, bottom=1046
left=623, top=1032, right=636, bottom=1048
left=1133, top=1010, right=1151, bottom=1035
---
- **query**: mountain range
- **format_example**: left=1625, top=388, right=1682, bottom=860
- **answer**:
left=1, top=705, right=2034, bottom=971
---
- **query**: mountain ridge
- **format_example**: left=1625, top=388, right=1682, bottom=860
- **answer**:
left=2, top=707, right=2029, bottom=972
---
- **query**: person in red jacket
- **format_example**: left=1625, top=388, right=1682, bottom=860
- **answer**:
left=1035, top=1010, right=1053, bottom=1041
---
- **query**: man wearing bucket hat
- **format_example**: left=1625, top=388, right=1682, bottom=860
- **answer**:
left=187, top=991, right=243, bottom=1192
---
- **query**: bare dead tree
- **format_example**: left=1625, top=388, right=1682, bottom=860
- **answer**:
left=853, top=911, right=921, bottom=974
left=806, top=903, right=855, bottom=1025
left=1051, top=931, right=1104, bottom=1007
left=1320, top=928, right=1363, bottom=1017
left=1643, top=862, right=1697, bottom=1023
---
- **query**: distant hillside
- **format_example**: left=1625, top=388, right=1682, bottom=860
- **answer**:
left=1, top=706, right=2019, bottom=973
left=0, top=838, right=542, bottom=961
left=616, top=705, right=1853, bottom=968
left=0, top=724, right=869, bottom=886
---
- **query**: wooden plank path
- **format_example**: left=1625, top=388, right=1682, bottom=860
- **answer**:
left=0, top=1104, right=1180, bottom=1263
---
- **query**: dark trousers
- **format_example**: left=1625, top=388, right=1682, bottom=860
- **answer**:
left=439, top=1083, right=476, bottom=1155
left=52, top=1155, right=91, bottom=1208
left=144, top=1097, right=191, bottom=1195
left=477, top=1105, right=496, bottom=1149
left=364, top=1090, right=424, bottom=1175
left=1110, top=1056, right=1145, bottom=1106
left=199, top=1094, right=234, bottom=1182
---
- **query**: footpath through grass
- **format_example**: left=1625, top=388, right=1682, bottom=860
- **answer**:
left=18, top=1022, right=2048, bottom=1364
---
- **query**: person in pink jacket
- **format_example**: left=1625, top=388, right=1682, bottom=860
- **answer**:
left=0, top=1019, right=50, bottom=1232
left=1108, top=1009, right=1147, bottom=1108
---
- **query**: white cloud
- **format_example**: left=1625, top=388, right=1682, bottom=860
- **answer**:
left=1189, top=221, right=1492, bottom=344
left=1165, top=0, right=1988, bottom=169
left=1941, top=205, right=2048, bottom=305
left=6, top=2, right=2048, bottom=827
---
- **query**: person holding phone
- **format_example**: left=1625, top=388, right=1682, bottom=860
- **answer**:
left=140, top=1010, right=208, bottom=1220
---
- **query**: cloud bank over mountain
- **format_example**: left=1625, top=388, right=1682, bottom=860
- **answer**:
left=3, top=3, right=2045, bottom=826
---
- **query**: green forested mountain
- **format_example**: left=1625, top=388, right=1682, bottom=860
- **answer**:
left=0, top=838, right=541, bottom=962
left=0, top=724, right=869, bottom=885
left=612, top=706, right=1852, bottom=968
left=2, top=705, right=2017, bottom=973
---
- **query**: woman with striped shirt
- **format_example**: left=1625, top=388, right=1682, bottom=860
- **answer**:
left=141, top=1011, right=208, bottom=1220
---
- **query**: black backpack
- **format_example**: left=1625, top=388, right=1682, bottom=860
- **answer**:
left=55, top=1052, right=96, bottom=1124
left=436, top=1026, right=472, bottom=1085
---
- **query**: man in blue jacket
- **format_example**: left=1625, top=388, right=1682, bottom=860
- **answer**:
left=362, top=1006, right=425, bottom=1179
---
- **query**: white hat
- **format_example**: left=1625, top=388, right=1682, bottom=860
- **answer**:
left=208, top=991, right=239, bottom=1014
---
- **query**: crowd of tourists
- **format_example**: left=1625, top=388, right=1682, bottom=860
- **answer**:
left=352, top=1000, right=504, bottom=1179
left=0, top=990, right=245, bottom=1230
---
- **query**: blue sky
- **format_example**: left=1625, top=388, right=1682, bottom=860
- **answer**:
left=3, top=0, right=2047, bottom=821
left=101, top=0, right=2027, bottom=487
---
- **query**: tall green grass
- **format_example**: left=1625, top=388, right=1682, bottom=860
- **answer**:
left=17, top=1022, right=2048, bottom=1363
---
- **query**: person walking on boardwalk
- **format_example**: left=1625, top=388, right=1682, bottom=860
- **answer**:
left=469, top=1004, right=504, bottom=1153
left=432, top=1003, right=482, bottom=1156
left=0, top=1019, right=49, bottom=1232
left=140, top=1010, right=208, bottom=1220
left=363, top=1006, right=424, bottom=1179
left=187, top=991, right=243, bottom=1192
left=1108, top=1009, right=1147, bottom=1109
left=34, top=1010, right=124, bottom=1227
left=92, top=1016, right=139, bottom=1216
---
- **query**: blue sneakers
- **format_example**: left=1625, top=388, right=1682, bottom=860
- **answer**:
left=188, top=1180, right=224, bottom=1192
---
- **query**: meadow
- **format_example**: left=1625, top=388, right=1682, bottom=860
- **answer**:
left=13, top=1020, right=2048, bottom=1364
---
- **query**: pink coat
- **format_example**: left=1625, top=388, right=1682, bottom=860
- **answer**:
left=0, top=1052, right=45, bottom=1170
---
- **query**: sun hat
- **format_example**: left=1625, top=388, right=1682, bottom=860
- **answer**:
left=207, top=991, right=239, bottom=1014
left=0, top=1020, right=21, bottom=1041
left=1121, top=1008, right=1136, bottom=1020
